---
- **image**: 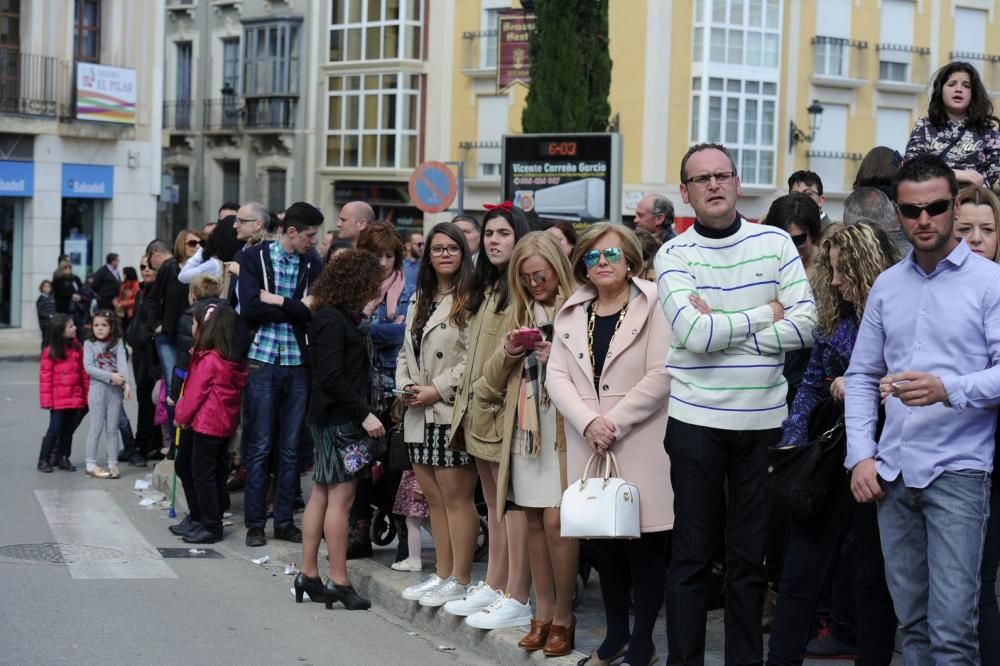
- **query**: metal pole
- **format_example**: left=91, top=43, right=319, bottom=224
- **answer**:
left=456, top=161, right=465, bottom=215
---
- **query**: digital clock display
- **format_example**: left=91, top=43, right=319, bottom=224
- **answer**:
left=539, top=141, right=578, bottom=157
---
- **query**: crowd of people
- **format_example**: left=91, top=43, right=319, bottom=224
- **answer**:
left=33, top=60, right=1000, bottom=665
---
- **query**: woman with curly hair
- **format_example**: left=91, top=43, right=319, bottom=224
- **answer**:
left=293, top=249, right=385, bottom=611
left=904, top=61, right=1000, bottom=190
left=767, top=224, right=899, bottom=665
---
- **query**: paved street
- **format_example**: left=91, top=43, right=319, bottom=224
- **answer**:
left=0, top=360, right=487, bottom=666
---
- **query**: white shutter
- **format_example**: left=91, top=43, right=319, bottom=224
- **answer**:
left=880, top=0, right=914, bottom=64
left=816, top=0, right=850, bottom=38
left=477, top=96, right=508, bottom=177
left=876, top=108, right=911, bottom=154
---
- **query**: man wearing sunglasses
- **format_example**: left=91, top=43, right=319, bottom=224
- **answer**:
left=845, top=154, right=1000, bottom=664
left=655, top=143, right=817, bottom=665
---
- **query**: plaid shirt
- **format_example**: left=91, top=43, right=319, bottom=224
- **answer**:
left=248, top=241, right=303, bottom=366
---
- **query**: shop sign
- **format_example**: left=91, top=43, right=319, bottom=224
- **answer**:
left=62, top=163, right=114, bottom=199
left=0, top=160, right=33, bottom=197
left=497, top=9, right=535, bottom=91
left=76, top=63, right=137, bottom=124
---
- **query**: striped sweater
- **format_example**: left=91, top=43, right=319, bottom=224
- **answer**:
left=654, top=220, right=816, bottom=430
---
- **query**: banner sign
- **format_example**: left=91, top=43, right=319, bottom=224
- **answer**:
left=76, top=63, right=137, bottom=124
left=62, top=163, right=114, bottom=199
left=0, top=160, right=33, bottom=197
left=502, top=133, right=622, bottom=223
left=497, top=10, right=535, bottom=91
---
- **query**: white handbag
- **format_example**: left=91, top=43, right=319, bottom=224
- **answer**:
left=560, top=452, right=641, bottom=539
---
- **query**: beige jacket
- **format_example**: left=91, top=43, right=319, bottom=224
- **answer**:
left=546, top=278, right=674, bottom=532
left=395, top=293, right=468, bottom=443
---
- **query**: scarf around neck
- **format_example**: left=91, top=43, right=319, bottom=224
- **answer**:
left=374, top=270, right=406, bottom=320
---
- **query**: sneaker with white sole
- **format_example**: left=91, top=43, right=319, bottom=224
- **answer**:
left=402, top=574, right=442, bottom=601
left=465, top=594, right=533, bottom=629
left=418, top=576, right=468, bottom=607
left=391, top=558, right=423, bottom=572
left=443, top=581, right=500, bottom=617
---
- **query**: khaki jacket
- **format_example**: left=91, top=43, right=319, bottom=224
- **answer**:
left=395, top=293, right=468, bottom=443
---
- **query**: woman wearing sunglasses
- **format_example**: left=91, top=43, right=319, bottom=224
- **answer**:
left=547, top=223, right=672, bottom=666
left=477, top=232, right=579, bottom=655
left=172, top=228, right=204, bottom=267
left=763, top=193, right=821, bottom=279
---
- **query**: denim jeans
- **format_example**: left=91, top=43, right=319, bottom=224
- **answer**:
left=154, top=334, right=178, bottom=423
left=664, top=418, right=778, bottom=665
left=39, top=408, right=86, bottom=462
left=980, top=482, right=1000, bottom=665
left=878, top=471, right=991, bottom=665
left=242, top=362, right=309, bottom=529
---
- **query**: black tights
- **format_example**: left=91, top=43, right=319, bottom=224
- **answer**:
left=589, top=531, right=669, bottom=665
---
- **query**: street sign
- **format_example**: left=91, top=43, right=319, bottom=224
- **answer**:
left=408, top=161, right=458, bottom=214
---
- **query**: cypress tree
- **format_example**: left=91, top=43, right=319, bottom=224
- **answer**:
left=521, top=0, right=612, bottom=133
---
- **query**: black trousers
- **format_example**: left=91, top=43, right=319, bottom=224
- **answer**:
left=175, top=429, right=199, bottom=521
left=39, top=408, right=86, bottom=462
left=589, top=531, right=669, bottom=663
left=664, top=418, right=778, bottom=666
left=132, top=347, right=157, bottom=456
left=766, top=477, right=896, bottom=665
left=192, top=432, right=229, bottom=532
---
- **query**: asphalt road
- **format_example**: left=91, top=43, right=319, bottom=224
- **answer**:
left=0, top=360, right=486, bottom=666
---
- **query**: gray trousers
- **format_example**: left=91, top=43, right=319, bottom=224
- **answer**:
left=85, top=381, right=124, bottom=467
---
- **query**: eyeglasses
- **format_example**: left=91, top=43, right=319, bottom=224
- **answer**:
left=186, top=239, right=202, bottom=248
left=684, top=171, right=737, bottom=186
left=236, top=217, right=258, bottom=225
left=518, top=270, right=550, bottom=287
left=896, top=199, right=953, bottom=220
left=139, top=264, right=149, bottom=271
left=429, top=244, right=462, bottom=257
left=582, top=247, right=623, bottom=268
left=791, top=233, right=809, bottom=247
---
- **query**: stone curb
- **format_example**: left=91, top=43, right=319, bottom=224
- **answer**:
left=346, top=558, right=586, bottom=666
left=0, top=354, right=39, bottom=363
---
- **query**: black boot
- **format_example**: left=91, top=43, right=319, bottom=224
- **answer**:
left=37, top=459, right=53, bottom=473
left=168, top=515, right=198, bottom=537
left=293, top=572, right=326, bottom=603
left=57, top=457, right=76, bottom=472
left=346, top=519, right=372, bottom=560
left=324, top=580, right=370, bottom=610
left=393, top=516, right=409, bottom=563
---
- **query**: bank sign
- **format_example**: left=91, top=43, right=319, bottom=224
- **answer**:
left=0, top=160, right=33, bottom=197
left=62, top=164, right=114, bottom=199
left=502, top=133, right=622, bottom=223
left=76, top=63, right=137, bottom=124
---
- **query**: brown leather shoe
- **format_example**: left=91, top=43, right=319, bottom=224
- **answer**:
left=543, top=616, right=576, bottom=656
left=517, top=618, right=551, bottom=651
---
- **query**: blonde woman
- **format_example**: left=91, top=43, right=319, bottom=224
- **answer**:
left=478, top=232, right=579, bottom=655
left=955, top=186, right=1000, bottom=261
left=547, top=223, right=672, bottom=666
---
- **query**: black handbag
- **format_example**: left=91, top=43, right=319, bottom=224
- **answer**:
left=767, top=398, right=847, bottom=522
left=386, top=422, right=411, bottom=472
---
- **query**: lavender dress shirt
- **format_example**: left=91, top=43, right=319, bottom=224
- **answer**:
left=845, top=240, right=1000, bottom=488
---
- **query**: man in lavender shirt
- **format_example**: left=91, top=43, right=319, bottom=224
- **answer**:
left=845, top=154, right=1000, bottom=664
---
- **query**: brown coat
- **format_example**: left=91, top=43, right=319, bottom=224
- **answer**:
left=546, top=278, right=674, bottom=532
left=395, top=293, right=468, bottom=443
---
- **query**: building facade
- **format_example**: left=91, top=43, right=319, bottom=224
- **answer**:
left=0, top=0, right=163, bottom=336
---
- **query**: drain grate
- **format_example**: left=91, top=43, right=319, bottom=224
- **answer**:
left=0, top=543, right=126, bottom=564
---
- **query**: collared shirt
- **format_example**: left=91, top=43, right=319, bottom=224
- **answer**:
left=107, top=264, right=121, bottom=282
left=248, top=241, right=303, bottom=366
left=845, top=240, right=1000, bottom=488
left=402, top=257, right=420, bottom=289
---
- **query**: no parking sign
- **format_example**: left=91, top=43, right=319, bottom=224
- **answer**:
left=408, top=161, right=458, bottom=214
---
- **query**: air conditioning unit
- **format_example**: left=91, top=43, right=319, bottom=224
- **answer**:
left=530, top=177, right=606, bottom=220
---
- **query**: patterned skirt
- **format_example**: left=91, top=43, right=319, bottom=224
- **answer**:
left=408, top=423, right=472, bottom=468
left=310, top=422, right=373, bottom=485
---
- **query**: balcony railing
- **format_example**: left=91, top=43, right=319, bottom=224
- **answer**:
left=203, top=98, right=242, bottom=131
left=163, top=100, right=194, bottom=130
left=876, top=43, right=931, bottom=87
left=0, top=52, right=60, bottom=118
left=811, top=36, right=869, bottom=82
left=245, top=96, right=296, bottom=130
left=460, top=29, right=498, bottom=73
left=949, top=51, right=1000, bottom=92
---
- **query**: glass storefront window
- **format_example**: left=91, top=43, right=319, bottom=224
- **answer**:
left=61, top=197, right=103, bottom=283
left=0, top=197, right=22, bottom=327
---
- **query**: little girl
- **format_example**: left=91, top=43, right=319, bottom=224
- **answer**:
left=38, top=314, right=89, bottom=472
left=83, top=310, right=131, bottom=479
left=391, top=470, right=430, bottom=572
left=174, top=302, right=246, bottom=544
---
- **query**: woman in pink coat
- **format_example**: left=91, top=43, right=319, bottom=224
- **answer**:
left=547, top=223, right=672, bottom=666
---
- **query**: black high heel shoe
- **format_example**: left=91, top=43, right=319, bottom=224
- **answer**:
left=293, top=572, right=326, bottom=604
left=324, top=580, right=370, bottom=611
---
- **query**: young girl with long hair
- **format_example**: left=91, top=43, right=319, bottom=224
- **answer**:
left=83, top=310, right=132, bottom=479
left=446, top=204, right=533, bottom=627
left=478, top=232, right=580, bottom=654
left=174, top=302, right=247, bottom=544
left=38, top=314, right=89, bottom=472
left=904, top=61, right=1000, bottom=189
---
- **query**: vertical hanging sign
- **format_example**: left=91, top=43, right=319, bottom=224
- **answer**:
left=497, top=9, right=536, bottom=91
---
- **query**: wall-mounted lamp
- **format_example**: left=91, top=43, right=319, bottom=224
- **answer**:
left=127, top=150, right=140, bottom=169
left=789, top=100, right=825, bottom=151
left=221, top=81, right=243, bottom=117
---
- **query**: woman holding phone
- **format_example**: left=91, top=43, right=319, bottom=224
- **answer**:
left=478, top=232, right=579, bottom=655
left=395, top=223, right=479, bottom=608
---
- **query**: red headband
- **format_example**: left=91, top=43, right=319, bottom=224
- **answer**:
left=483, top=201, right=514, bottom=212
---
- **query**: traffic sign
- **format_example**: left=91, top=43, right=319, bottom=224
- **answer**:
left=408, top=161, right=458, bottom=214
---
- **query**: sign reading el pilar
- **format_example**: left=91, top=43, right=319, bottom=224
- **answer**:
left=502, top=133, right=623, bottom=224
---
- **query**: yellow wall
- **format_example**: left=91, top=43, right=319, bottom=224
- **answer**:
left=607, top=1, right=647, bottom=185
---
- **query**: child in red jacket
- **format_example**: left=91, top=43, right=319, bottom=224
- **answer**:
left=38, top=314, right=89, bottom=472
left=174, top=302, right=247, bottom=544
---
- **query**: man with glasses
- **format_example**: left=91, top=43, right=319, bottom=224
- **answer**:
left=654, top=143, right=816, bottom=665
left=787, top=170, right=830, bottom=229
left=845, top=154, right=1000, bottom=663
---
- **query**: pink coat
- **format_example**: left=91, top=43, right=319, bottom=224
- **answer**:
left=546, top=278, right=673, bottom=532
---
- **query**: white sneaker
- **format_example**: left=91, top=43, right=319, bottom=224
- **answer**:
left=443, top=581, right=500, bottom=616
left=418, top=576, right=468, bottom=607
left=402, top=574, right=442, bottom=601
left=465, top=594, right=533, bottom=629
left=391, top=558, right=423, bottom=572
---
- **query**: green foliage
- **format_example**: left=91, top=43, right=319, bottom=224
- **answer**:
left=521, top=0, right=612, bottom=133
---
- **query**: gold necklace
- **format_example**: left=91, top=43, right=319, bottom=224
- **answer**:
left=587, top=296, right=629, bottom=376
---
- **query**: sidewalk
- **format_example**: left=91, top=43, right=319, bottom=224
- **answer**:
left=0, top=329, right=42, bottom=361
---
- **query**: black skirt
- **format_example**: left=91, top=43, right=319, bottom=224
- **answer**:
left=310, top=422, right=373, bottom=485
left=408, top=423, right=472, bottom=468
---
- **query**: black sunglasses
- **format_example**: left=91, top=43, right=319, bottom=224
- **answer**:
left=185, top=239, right=202, bottom=248
left=139, top=264, right=148, bottom=270
left=897, top=198, right=952, bottom=220
left=791, top=232, right=809, bottom=247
